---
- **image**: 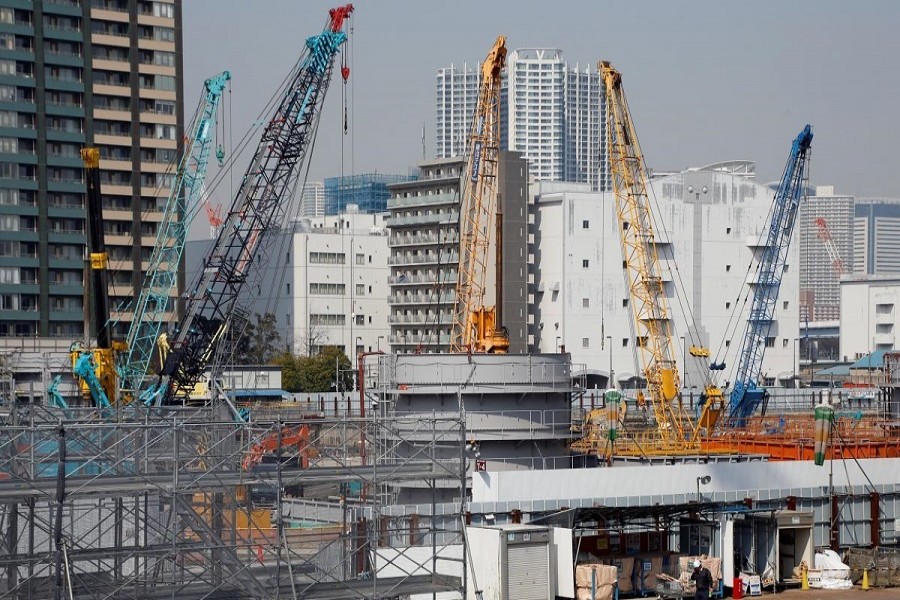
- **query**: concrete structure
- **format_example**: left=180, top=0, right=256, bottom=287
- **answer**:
left=187, top=209, right=390, bottom=358
left=530, top=161, right=799, bottom=389
left=386, top=153, right=529, bottom=353
left=798, top=186, right=854, bottom=322
left=853, top=198, right=900, bottom=276
left=323, top=172, right=415, bottom=215
left=436, top=48, right=608, bottom=191
left=0, top=0, right=182, bottom=341
left=840, top=275, right=900, bottom=360
left=373, top=352, right=578, bottom=504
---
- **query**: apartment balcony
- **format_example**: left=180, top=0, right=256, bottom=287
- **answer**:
left=388, top=314, right=446, bottom=325
left=389, top=292, right=455, bottom=305
left=388, top=273, right=456, bottom=286
left=874, top=332, right=895, bottom=346
left=387, top=192, right=458, bottom=210
left=389, top=334, right=451, bottom=346
left=875, top=310, right=894, bottom=324
left=389, top=252, right=458, bottom=266
left=388, top=211, right=459, bottom=228
left=389, top=232, right=458, bottom=247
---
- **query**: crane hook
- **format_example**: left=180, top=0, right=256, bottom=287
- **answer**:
left=215, top=145, right=225, bottom=167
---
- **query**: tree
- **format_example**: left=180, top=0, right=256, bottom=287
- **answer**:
left=246, top=312, right=284, bottom=364
left=274, top=346, right=352, bottom=393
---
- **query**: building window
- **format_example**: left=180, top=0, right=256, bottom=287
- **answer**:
left=783, top=301, right=788, bottom=309
left=622, top=338, right=628, bottom=348
left=356, top=284, right=365, bottom=295
left=309, top=252, right=345, bottom=264
left=726, top=302, right=731, bottom=309
left=582, top=259, right=589, bottom=268
left=582, top=337, right=590, bottom=348
left=782, top=339, right=789, bottom=347
left=309, top=314, right=345, bottom=326
left=765, top=337, right=775, bottom=348
left=582, top=298, right=589, bottom=308
left=726, top=264, right=731, bottom=272
left=309, top=283, right=345, bottom=295
left=356, top=253, right=364, bottom=265
left=726, top=227, right=731, bottom=234
left=582, top=220, right=589, bottom=229
left=622, top=298, right=628, bottom=308
left=355, top=314, right=365, bottom=326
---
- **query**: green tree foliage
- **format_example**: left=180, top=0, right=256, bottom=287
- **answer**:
left=274, top=346, right=352, bottom=393
left=231, top=312, right=284, bottom=365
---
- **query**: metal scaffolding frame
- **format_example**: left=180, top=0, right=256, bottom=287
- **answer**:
left=0, top=397, right=466, bottom=600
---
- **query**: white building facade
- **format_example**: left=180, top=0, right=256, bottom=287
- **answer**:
left=435, top=64, right=480, bottom=160
left=290, top=211, right=390, bottom=356
left=299, top=181, right=326, bottom=218
left=530, top=162, right=800, bottom=389
left=840, top=275, right=900, bottom=360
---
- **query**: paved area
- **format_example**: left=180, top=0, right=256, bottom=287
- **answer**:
left=738, top=587, right=897, bottom=599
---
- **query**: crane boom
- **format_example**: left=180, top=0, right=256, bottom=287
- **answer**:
left=450, top=35, right=509, bottom=353
left=815, top=217, right=844, bottom=276
left=728, top=125, right=813, bottom=423
left=601, top=62, right=688, bottom=446
left=120, top=71, right=230, bottom=403
left=158, top=5, right=352, bottom=402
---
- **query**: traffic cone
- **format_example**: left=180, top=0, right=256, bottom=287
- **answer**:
left=862, top=568, right=869, bottom=591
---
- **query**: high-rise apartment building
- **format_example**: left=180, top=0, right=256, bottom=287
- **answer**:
left=298, top=181, right=324, bottom=218
left=386, top=153, right=529, bottom=353
left=0, top=0, right=182, bottom=341
left=435, top=48, right=608, bottom=191
left=798, top=186, right=854, bottom=322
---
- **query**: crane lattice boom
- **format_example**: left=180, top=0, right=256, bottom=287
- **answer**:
left=728, top=125, right=813, bottom=423
left=815, top=217, right=845, bottom=276
left=450, top=36, right=508, bottom=353
left=158, top=6, right=352, bottom=402
left=120, top=71, right=230, bottom=403
left=601, top=62, right=688, bottom=446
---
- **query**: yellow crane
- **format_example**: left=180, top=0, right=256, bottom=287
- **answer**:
left=449, top=36, right=510, bottom=354
left=597, top=61, right=723, bottom=454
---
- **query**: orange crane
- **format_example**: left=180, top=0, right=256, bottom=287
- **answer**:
left=449, top=36, right=509, bottom=354
left=814, top=217, right=845, bottom=276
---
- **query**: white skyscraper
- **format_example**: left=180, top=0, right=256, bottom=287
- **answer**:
left=435, top=64, right=480, bottom=160
left=299, top=181, right=326, bottom=218
left=435, top=48, right=608, bottom=191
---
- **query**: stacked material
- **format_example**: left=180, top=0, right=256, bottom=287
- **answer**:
left=575, top=563, right=618, bottom=600
left=679, top=555, right=722, bottom=581
left=609, top=556, right=635, bottom=593
left=635, top=555, right=665, bottom=592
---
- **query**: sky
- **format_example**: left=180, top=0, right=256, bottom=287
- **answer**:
left=182, top=0, right=900, bottom=218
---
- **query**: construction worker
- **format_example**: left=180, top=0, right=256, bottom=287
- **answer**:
left=690, top=559, right=714, bottom=600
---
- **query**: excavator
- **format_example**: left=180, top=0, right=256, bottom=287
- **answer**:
left=449, top=35, right=509, bottom=354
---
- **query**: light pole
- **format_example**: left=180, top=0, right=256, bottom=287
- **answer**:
left=606, top=335, right=614, bottom=389
left=377, top=335, right=384, bottom=352
left=696, top=475, right=711, bottom=501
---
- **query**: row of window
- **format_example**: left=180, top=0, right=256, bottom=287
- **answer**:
left=0, top=321, right=83, bottom=338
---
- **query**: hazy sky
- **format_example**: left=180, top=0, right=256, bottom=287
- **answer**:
left=183, top=0, right=900, bottom=208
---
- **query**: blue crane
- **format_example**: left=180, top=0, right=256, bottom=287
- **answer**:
left=728, top=125, right=813, bottom=424
left=156, top=5, right=353, bottom=404
left=119, top=71, right=230, bottom=404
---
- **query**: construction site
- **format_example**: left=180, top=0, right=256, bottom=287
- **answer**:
left=1, top=3, right=899, bottom=600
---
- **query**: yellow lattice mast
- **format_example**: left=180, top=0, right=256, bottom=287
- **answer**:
left=450, top=36, right=509, bottom=354
left=601, top=61, right=692, bottom=448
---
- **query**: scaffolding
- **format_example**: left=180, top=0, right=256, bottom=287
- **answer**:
left=0, top=393, right=466, bottom=599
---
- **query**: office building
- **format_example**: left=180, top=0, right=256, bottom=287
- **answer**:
left=186, top=209, right=390, bottom=357
left=0, top=0, right=182, bottom=341
left=531, top=161, right=799, bottom=388
left=386, top=153, right=529, bottom=353
left=853, top=198, right=900, bottom=276
left=323, top=172, right=415, bottom=216
left=840, top=275, right=900, bottom=360
left=435, top=48, right=608, bottom=190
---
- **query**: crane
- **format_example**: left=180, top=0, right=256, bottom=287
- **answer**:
left=815, top=217, right=845, bottom=277
left=119, top=71, right=230, bottom=404
left=449, top=35, right=509, bottom=354
left=70, top=148, right=125, bottom=408
left=727, top=125, right=813, bottom=425
left=157, top=5, right=353, bottom=403
left=599, top=62, right=724, bottom=452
